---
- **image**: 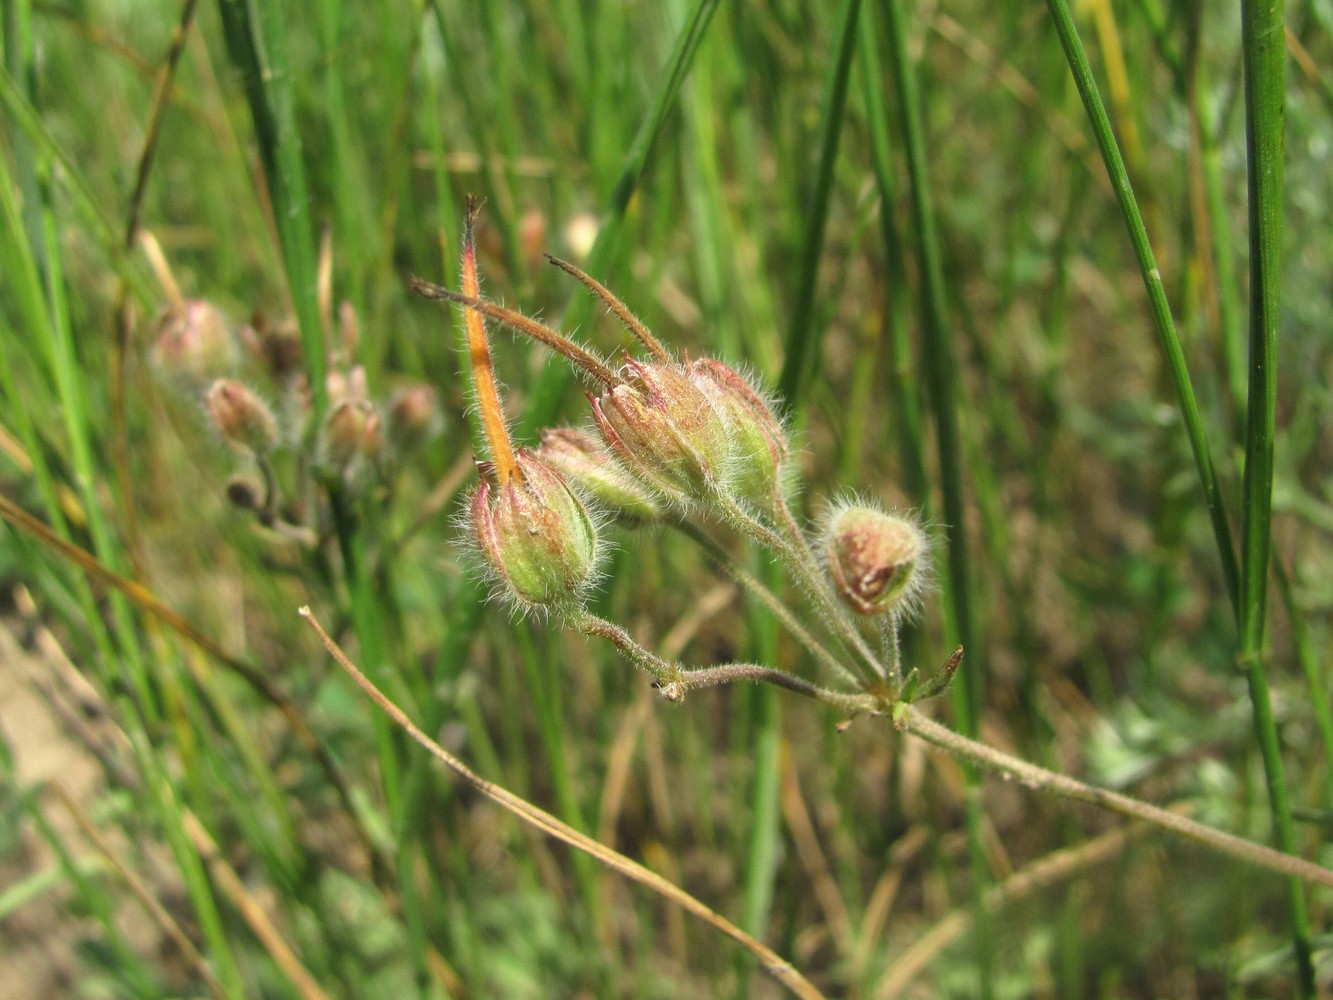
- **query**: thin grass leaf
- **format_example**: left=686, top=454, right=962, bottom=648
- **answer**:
left=1043, top=0, right=1240, bottom=616
left=1236, top=0, right=1313, bottom=992
left=775, top=0, right=861, bottom=412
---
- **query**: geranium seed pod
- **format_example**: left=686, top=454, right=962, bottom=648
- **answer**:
left=151, top=300, right=236, bottom=385
left=689, top=358, right=789, bottom=508
left=590, top=359, right=729, bottom=505
left=537, top=427, right=662, bottom=525
left=387, top=384, right=441, bottom=455
left=471, top=451, right=601, bottom=609
left=207, top=379, right=278, bottom=454
left=321, top=398, right=380, bottom=469
left=821, top=504, right=928, bottom=617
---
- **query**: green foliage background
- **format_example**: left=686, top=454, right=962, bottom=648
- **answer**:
left=1, top=0, right=1330, bottom=997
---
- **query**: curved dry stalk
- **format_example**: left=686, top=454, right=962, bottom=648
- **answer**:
left=898, top=707, right=1333, bottom=891
left=299, top=606, right=827, bottom=1000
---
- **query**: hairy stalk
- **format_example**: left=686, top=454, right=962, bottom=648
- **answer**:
left=544, top=253, right=670, bottom=360
left=410, top=278, right=621, bottom=387
left=715, top=491, right=884, bottom=680
left=897, top=708, right=1333, bottom=891
left=567, top=610, right=675, bottom=683
left=673, top=521, right=859, bottom=686
left=669, top=664, right=877, bottom=715
left=567, top=611, right=877, bottom=714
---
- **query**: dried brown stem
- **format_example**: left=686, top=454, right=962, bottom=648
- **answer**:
left=299, top=606, right=826, bottom=1000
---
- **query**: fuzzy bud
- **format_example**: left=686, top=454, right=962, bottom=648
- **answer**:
left=822, top=505, right=928, bottom=617
left=151, top=300, right=236, bottom=385
left=207, top=379, right=278, bottom=454
left=537, top=427, right=661, bottom=525
left=472, top=451, right=600, bottom=609
left=689, top=358, right=789, bottom=507
left=590, top=359, right=730, bottom=504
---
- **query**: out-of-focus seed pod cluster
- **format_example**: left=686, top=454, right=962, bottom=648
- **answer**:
left=149, top=263, right=442, bottom=543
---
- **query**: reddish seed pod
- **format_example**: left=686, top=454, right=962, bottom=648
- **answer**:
left=207, top=379, right=278, bottom=454
left=322, top=398, right=381, bottom=469
left=152, top=300, right=237, bottom=385
left=590, top=359, right=729, bottom=505
left=472, top=451, right=601, bottom=609
left=821, top=504, right=928, bottom=617
left=387, top=384, right=440, bottom=454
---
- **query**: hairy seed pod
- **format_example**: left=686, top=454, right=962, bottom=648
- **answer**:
left=152, top=300, right=236, bottom=385
left=590, top=359, right=729, bottom=505
left=821, top=504, right=928, bottom=617
left=472, top=451, right=601, bottom=609
left=321, top=398, right=381, bottom=470
left=537, top=427, right=662, bottom=525
left=207, top=379, right=278, bottom=454
left=689, top=358, right=789, bottom=508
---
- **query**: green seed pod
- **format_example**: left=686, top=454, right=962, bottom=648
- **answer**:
left=471, top=451, right=601, bottom=610
left=537, top=427, right=662, bottom=525
left=688, top=358, right=789, bottom=509
left=821, top=503, right=929, bottom=617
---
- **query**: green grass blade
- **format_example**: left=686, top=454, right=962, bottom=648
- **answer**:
left=215, top=0, right=328, bottom=420
left=1237, top=1, right=1313, bottom=993
left=876, top=4, right=992, bottom=995
left=775, top=0, right=861, bottom=411
left=0, top=66, right=156, bottom=304
left=1043, top=0, right=1240, bottom=616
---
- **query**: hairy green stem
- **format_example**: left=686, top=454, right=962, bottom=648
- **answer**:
left=568, top=611, right=875, bottom=715
left=672, top=521, right=859, bottom=686
left=714, top=492, right=884, bottom=680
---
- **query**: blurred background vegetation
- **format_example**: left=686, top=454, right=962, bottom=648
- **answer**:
left=1, top=0, right=1331, bottom=997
